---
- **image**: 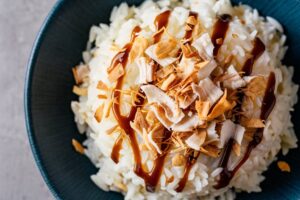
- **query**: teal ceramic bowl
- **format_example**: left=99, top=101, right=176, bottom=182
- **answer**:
left=25, top=0, right=300, bottom=199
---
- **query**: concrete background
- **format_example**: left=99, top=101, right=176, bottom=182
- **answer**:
left=0, top=0, right=56, bottom=199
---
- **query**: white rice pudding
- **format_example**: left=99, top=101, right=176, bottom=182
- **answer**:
left=71, top=0, right=298, bottom=199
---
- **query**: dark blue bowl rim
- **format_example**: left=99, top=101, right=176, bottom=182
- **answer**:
left=24, top=0, right=65, bottom=199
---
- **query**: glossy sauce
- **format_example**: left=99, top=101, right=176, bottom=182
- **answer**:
left=215, top=72, right=276, bottom=189
left=111, top=12, right=174, bottom=192
left=211, top=14, right=232, bottom=57
left=176, top=150, right=200, bottom=192
left=153, top=10, right=171, bottom=44
left=242, top=37, right=266, bottom=76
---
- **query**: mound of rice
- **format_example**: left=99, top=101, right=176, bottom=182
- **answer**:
left=71, top=0, right=298, bottom=199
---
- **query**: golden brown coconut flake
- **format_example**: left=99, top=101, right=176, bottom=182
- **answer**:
left=185, top=129, right=206, bottom=151
left=155, top=37, right=178, bottom=59
left=172, top=154, right=186, bottom=166
left=207, top=89, right=236, bottom=121
left=97, top=80, right=109, bottom=91
left=129, top=37, right=149, bottom=63
left=94, top=103, right=105, bottom=123
left=195, top=100, right=210, bottom=120
left=72, top=64, right=89, bottom=85
left=141, top=84, right=185, bottom=125
left=136, top=57, right=155, bottom=84
left=277, top=161, right=291, bottom=172
left=73, top=86, right=88, bottom=96
left=108, top=63, right=125, bottom=82
left=240, top=118, right=265, bottom=128
left=72, top=139, right=85, bottom=154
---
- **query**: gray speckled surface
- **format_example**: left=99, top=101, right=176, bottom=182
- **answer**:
left=0, top=0, right=55, bottom=199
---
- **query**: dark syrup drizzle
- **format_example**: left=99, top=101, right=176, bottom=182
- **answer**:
left=153, top=10, right=171, bottom=44
left=111, top=11, right=173, bottom=193
left=215, top=72, right=276, bottom=189
left=175, top=150, right=200, bottom=192
left=242, top=37, right=266, bottom=76
left=211, top=14, right=232, bottom=57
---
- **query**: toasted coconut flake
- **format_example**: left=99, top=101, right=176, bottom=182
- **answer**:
left=129, top=37, right=149, bottom=63
left=192, top=33, right=214, bottom=58
left=108, top=63, right=125, bottom=82
left=218, top=120, right=235, bottom=148
left=148, top=124, right=165, bottom=154
left=187, top=15, right=198, bottom=25
left=156, top=65, right=174, bottom=79
left=151, top=104, right=173, bottom=129
left=222, top=65, right=247, bottom=89
left=72, top=64, right=89, bottom=85
left=195, top=100, right=210, bottom=120
left=205, top=121, right=219, bottom=145
left=145, top=45, right=177, bottom=67
left=196, top=60, right=217, bottom=80
left=146, top=110, right=158, bottom=124
left=94, top=103, right=105, bottom=123
left=142, top=128, right=157, bottom=154
left=244, top=76, right=267, bottom=99
left=141, top=85, right=184, bottom=124
left=172, top=154, right=186, bottom=166
left=160, top=73, right=178, bottom=91
left=97, top=80, right=109, bottom=90
left=72, top=139, right=85, bottom=154
left=73, top=86, right=88, bottom=96
left=232, top=142, right=241, bottom=156
left=172, top=114, right=203, bottom=132
left=207, top=89, right=235, bottom=121
left=241, top=118, right=265, bottom=128
left=200, top=145, right=220, bottom=158
left=277, top=161, right=291, bottom=172
left=185, top=129, right=206, bottom=151
left=98, top=94, right=108, bottom=99
left=136, top=57, right=154, bottom=84
left=133, top=108, right=149, bottom=133
left=155, top=37, right=178, bottom=59
left=192, top=78, right=223, bottom=106
left=178, top=93, right=197, bottom=109
left=181, top=43, right=199, bottom=58
left=234, top=125, right=245, bottom=145
left=232, top=124, right=245, bottom=156
left=105, top=100, right=113, bottom=118
left=106, top=124, right=119, bottom=135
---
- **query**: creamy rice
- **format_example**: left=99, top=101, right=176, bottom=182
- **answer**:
left=71, top=0, right=298, bottom=199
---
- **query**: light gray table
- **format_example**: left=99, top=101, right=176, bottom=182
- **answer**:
left=0, top=1, right=56, bottom=199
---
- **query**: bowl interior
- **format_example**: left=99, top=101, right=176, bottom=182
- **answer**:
left=25, top=0, right=300, bottom=199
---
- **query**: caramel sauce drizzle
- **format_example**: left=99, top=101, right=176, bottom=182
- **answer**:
left=211, top=14, right=232, bottom=57
left=111, top=10, right=173, bottom=193
left=153, top=10, right=171, bottom=44
left=215, top=72, right=276, bottom=189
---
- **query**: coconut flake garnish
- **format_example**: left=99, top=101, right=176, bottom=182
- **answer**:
left=136, top=57, right=155, bottom=84
left=222, top=65, right=247, bottom=89
left=141, top=85, right=185, bottom=124
left=192, top=77, right=223, bottom=106
left=172, top=114, right=204, bottom=132
left=192, top=33, right=214, bottom=58
left=218, top=120, right=245, bottom=152
left=196, top=60, right=217, bottom=80
left=185, top=129, right=207, bottom=151
left=207, top=89, right=236, bottom=121
left=145, top=44, right=177, bottom=67
left=72, top=64, right=89, bottom=85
